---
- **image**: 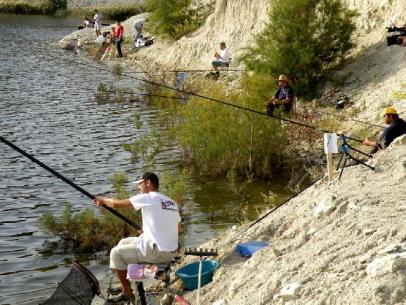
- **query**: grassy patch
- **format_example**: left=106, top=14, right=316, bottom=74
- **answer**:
left=0, top=0, right=50, bottom=14
left=0, top=1, right=143, bottom=18
left=68, top=4, right=143, bottom=21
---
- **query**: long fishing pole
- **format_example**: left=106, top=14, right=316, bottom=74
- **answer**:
left=0, top=135, right=141, bottom=230
left=57, top=57, right=365, bottom=143
left=122, top=69, right=245, bottom=74
left=100, top=89, right=188, bottom=100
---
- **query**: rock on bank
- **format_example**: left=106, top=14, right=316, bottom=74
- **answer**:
left=188, top=138, right=405, bottom=305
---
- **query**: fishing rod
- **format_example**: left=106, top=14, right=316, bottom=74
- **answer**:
left=69, top=0, right=89, bottom=16
left=310, top=108, right=385, bottom=129
left=99, top=89, right=188, bottom=100
left=0, top=135, right=141, bottom=230
left=58, top=58, right=365, bottom=143
left=122, top=69, right=245, bottom=74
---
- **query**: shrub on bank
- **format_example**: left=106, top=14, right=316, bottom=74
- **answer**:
left=145, top=0, right=210, bottom=40
left=148, top=75, right=288, bottom=180
left=241, top=0, right=356, bottom=97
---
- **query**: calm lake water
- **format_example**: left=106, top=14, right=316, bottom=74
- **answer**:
left=0, top=14, right=290, bottom=305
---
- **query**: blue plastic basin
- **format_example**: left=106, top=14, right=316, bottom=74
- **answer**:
left=236, top=241, right=268, bottom=257
left=175, top=260, right=219, bottom=291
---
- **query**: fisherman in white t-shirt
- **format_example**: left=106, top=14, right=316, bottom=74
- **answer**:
left=211, top=41, right=231, bottom=76
left=94, top=172, right=181, bottom=303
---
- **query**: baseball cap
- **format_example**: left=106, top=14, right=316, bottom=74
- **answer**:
left=133, top=172, right=159, bottom=186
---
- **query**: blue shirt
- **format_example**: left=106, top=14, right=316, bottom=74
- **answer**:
left=274, top=85, right=294, bottom=112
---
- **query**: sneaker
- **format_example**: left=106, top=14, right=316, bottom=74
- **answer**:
left=108, top=292, right=136, bottom=304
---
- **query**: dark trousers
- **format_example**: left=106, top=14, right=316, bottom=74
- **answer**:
left=115, top=38, right=123, bottom=58
left=266, top=103, right=292, bottom=116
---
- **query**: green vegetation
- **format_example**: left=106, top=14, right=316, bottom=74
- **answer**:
left=145, top=0, right=211, bottom=40
left=148, top=74, right=290, bottom=180
left=122, top=112, right=161, bottom=171
left=241, top=0, right=356, bottom=97
left=39, top=172, right=140, bottom=252
left=0, top=0, right=142, bottom=18
left=0, top=0, right=67, bottom=15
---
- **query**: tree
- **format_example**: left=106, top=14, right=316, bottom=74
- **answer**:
left=46, top=0, right=67, bottom=14
left=145, top=0, right=206, bottom=40
left=241, top=0, right=356, bottom=97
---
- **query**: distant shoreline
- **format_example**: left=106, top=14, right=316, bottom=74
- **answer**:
left=0, top=1, right=143, bottom=20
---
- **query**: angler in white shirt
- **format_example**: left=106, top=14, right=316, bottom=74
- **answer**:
left=94, top=172, right=181, bottom=302
left=211, top=41, right=231, bottom=74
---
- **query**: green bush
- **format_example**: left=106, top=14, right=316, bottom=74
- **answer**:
left=0, top=1, right=44, bottom=14
left=145, top=0, right=209, bottom=40
left=39, top=172, right=141, bottom=252
left=241, top=0, right=356, bottom=97
left=168, top=76, right=287, bottom=179
left=45, top=0, right=66, bottom=14
left=101, top=4, right=143, bottom=21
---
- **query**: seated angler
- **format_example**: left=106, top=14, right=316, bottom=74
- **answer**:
left=93, top=172, right=181, bottom=303
left=363, top=106, right=406, bottom=151
left=265, top=74, right=294, bottom=116
left=211, top=41, right=231, bottom=77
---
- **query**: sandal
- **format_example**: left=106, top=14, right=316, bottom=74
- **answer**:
left=107, top=285, right=122, bottom=295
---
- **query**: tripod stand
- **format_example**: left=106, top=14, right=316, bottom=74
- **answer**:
left=336, top=135, right=375, bottom=180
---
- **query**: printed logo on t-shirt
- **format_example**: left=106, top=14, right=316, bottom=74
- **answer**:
left=161, top=199, right=177, bottom=212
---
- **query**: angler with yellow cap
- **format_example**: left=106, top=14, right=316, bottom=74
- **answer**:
left=363, top=106, right=406, bottom=149
left=266, top=74, right=295, bottom=116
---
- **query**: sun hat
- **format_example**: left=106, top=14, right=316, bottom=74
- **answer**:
left=382, top=107, right=398, bottom=116
left=278, top=74, right=288, bottom=82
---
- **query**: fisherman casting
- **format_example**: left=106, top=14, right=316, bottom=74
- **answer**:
left=94, top=172, right=181, bottom=303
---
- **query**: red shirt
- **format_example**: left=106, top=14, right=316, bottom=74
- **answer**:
left=114, top=25, right=124, bottom=39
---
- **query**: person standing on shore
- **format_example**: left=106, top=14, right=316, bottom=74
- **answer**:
left=133, top=18, right=147, bottom=42
left=94, top=9, right=102, bottom=37
left=93, top=172, right=180, bottom=303
left=114, top=20, right=124, bottom=58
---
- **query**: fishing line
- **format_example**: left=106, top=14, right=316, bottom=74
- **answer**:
left=92, top=61, right=372, bottom=143
left=308, top=107, right=385, bottom=128
left=232, top=177, right=322, bottom=242
left=0, top=136, right=141, bottom=230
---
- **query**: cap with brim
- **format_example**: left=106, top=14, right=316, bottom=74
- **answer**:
left=133, top=178, right=144, bottom=184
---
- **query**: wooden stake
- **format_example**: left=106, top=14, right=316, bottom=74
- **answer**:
left=326, top=152, right=334, bottom=181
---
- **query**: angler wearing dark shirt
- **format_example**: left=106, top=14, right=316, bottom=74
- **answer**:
left=363, top=107, right=406, bottom=149
left=266, top=74, right=294, bottom=116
